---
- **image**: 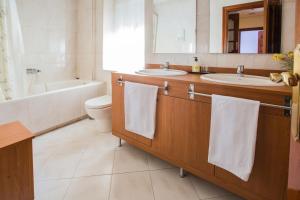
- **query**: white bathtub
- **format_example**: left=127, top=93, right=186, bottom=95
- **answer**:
left=0, top=80, right=106, bottom=134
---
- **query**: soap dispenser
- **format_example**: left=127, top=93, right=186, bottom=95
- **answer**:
left=192, top=57, right=201, bottom=73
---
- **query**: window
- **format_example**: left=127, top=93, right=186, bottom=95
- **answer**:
left=103, top=0, right=145, bottom=72
left=240, top=29, right=263, bottom=54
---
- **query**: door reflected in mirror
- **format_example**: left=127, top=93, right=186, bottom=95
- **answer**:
left=210, top=0, right=282, bottom=54
left=152, top=0, right=196, bottom=54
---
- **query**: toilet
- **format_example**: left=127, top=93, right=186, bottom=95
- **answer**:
left=85, top=95, right=112, bottom=132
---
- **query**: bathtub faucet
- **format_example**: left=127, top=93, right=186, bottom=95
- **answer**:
left=26, top=68, right=41, bottom=74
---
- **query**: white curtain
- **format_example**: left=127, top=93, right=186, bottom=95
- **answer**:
left=0, top=0, right=25, bottom=100
left=103, top=0, right=145, bottom=72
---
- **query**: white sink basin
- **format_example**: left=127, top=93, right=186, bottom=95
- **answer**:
left=136, top=69, right=188, bottom=76
left=201, top=73, right=285, bottom=87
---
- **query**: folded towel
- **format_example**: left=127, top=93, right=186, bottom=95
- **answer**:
left=208, top=94, right=260, bottom=181
left=124, top=81, right=159, bottom=139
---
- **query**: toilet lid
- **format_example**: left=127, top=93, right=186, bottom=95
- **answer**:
left=85, top=95, right=112, bottom=109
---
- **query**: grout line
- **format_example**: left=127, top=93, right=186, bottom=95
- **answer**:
left=62, top=136, right=90, bottom=200
left=189, top=176, right=203, bottom=200
left=107, top=147, right=117, bottom=200
left=63, top=150, right=85, bottom=200
left=61, top=179, right=72, bottom=200
left=148, top=171, right=155, bottom=200
left=148, top=169, right=156, bottom=200
left=146, top=153, right=156, bottom=200
left=36, top=167, right=180, bottom=182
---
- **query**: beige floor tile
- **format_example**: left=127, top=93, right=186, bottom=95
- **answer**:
left=74, top=149, right=115, bottom=177
left=33, top=137, right=61, bottom=157
left=190, top=176, right=231, bottom=199
left=147, top=154, right=175, bottom=170
left=38, top=151, right=82, bottom=180
left=209, top=195, right=245, bottom=200
left=113, top=146, right=149, bottom=173
left=109, top=172, right=154, bottom=200
left=66, top=119, right=111, bottom=136
left=52, top=126, right=96, bottom=145
left=64, top=176, right=111, bottom=200
left=86, top=133, right=119, bottom=152
left=33, top=120, right=245, bottom=200
left=34, top=179, right=70, bottom=200
left=55, top=140, right=88, bottom=155
left=150, top=169, right=199, bottom=200
left=33, top=154, right=50, bottom=180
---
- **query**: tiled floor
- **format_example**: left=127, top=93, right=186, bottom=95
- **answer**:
left=33, top=119, right=244, bottom=200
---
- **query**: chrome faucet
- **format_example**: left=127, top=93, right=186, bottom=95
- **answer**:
left=237, top=65, right=245, bottom=77
left=160, top=62, right=170, bottom=70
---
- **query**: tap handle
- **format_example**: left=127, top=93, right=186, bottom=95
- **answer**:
left=237, top=65, right=244, bottom=74
left=160, top=62, right=170, bottom=69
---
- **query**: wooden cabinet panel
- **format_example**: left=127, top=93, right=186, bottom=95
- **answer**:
left=215, top=113, right=290, bottom=200
left=0, top=122, right=34, bottom=200
left=173, top=98, right=214, bottom=175
left=112, top=84, right=152, bottom=146
left=152, top=97, right=214, bottom=175
left=0, top=140, right=34, bottom=200
left=151, top=95, right=174, bottom=155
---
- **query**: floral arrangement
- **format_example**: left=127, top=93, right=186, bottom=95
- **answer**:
left=272, top=51, right=294, bottom=71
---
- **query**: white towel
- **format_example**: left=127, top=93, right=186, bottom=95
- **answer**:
left=124, top=81, right=159, bottom=139
left=208, top=94, right=260, bottom=181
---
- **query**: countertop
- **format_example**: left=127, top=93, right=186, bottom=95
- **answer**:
left=0, top=122, right=34, bottom=149
left=112, top=71, right=292, bottom=97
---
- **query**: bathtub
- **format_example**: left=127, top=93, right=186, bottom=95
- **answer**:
left=0, top=80, right=106, bottom=134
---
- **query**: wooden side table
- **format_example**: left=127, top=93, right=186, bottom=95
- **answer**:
left=0, top=122, right=34, bottom=200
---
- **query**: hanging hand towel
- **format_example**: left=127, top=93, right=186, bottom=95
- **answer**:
left=124, top=81, right=158, bottom=139
left=208, top=94, right=260, bottom=181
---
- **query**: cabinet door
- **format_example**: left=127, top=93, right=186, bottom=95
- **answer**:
left=173, top=98, right=214, bottom=175
left=151, top=95, right=174, bottom=155
left=112, top=85, right=152, bottom=146
left=214, top=113, right=290, bottom=200
left=152, top=96, right=214, bottom=175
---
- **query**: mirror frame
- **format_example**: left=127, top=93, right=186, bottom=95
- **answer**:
left=210, top=0, right=282, bottom=54
left=222, top=1, right=266, bottom=53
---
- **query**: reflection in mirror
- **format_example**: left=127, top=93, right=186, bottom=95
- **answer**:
left=152, top=0, right=196, bottom=54
left=210, top=0, right=282, bottom=54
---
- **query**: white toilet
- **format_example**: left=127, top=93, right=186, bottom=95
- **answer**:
left=85, top=95, right=112, bottom=132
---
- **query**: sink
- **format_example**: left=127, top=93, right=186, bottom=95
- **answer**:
left=201, top=73, right=285, bottom=87
left=136, top=69, right=188, bottom=76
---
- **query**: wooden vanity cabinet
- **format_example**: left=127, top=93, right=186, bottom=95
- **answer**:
left=112, top=80, right=214, bottom=176
left=111, top=72, right=291, bottom=200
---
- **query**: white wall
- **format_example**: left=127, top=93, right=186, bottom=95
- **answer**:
left=16, top=0, right=78, bottom=83
left=76, top=0, right=97, bottom=80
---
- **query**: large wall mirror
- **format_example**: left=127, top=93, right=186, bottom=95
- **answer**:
left=152, top=0, right=196, bottom=54
left=210, top=0, right=282, bottom=54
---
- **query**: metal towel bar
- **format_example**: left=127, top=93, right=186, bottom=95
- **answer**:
left=188, top=84, right=292, bottom=112
left=117, top=77, right=169, bottom=95
left=115, top=78, right=291, bottom=112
